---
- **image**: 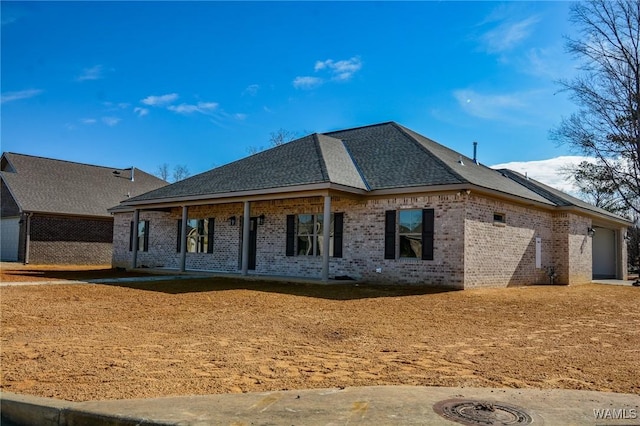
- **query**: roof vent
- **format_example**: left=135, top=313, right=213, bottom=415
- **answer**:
left=473, top=141, right=479, bottom=165
left=458, top=156, right=465, bottom=166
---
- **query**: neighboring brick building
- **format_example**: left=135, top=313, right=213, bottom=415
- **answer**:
left=110, top=122, right=631, bottom=289
left=0, top=153, right=166, bottom=264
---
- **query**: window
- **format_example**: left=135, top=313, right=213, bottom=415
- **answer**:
left=494, top=212, right=506, bottom=224
left=187, top=218, right=211, bottom=253
left=296, top=214, right=333, bottom=256
left=399, top=210, right=423, bottom=258
left=129, top=220, right=149, bottom=252
left=384, top=209, right=434, bottom=260
left=176, top=218, right=215, bottom=253
left=286, top=213, right=343, bottom=258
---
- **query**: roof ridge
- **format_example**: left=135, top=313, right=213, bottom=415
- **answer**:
left=323, top=121, right=396, bottom=136
left=391, top=123, right=469, bottom=184
left=316, top=134, right=371, bottom=191
left=3, top=151, right=138, bottom=172
left=340, top=138, right=371, bottom=191
left=311, top=134, right=330, bottom=182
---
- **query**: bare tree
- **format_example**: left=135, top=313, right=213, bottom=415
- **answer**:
left=172, top=165, right=190, bottom=182
left=563, top=161, right=629, bottom=214
left=247, top=128, right=308, bottom=154
left=156, top=164, right=191, bottom=182
left=156, top=163, right=170, bottom=182
left=551, top=0, right=640, bottom=218
left=269, top=128, right=299, bottom=146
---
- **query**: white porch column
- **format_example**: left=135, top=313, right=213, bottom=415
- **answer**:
left=180, top=206, right=188, bottom=272
left=321, top=195, right=331, bottom=282
left=241, top=201, right=251, bottom=275
left=132, top=209, right=140, bottom=269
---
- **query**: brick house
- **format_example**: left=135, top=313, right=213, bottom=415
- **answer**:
left=0, top=153, right=166, bottom=264
left=110, top=122, right=630, bottom=289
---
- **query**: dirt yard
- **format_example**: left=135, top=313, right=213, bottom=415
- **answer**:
left=1, top=265, right=639, bottom=402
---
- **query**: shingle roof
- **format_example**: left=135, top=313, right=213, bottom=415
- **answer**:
left=117, top=122, right=630, bottom=223
left=1, top=153, right=167, bottom=217
left=128, top=133, right=368, bottom=202
left=497, top=169, right=628, bottom=222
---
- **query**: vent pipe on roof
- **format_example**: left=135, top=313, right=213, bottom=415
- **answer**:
left=473, top=141, right=478, bottom=164
left=130, top=167, right=135, bottom=182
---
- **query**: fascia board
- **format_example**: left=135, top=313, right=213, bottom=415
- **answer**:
left=0, top=174, right=25, bottom=214
left=110, top=183, right=369, bottom=212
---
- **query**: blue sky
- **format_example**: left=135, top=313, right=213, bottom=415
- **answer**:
left=2, top=1, right=584, bottom=190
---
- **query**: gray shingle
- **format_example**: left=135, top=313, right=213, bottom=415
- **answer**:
left=327, top=123, right=466, bottom=190
left=128, top=134, right=332, bottom=202
left=118, top=122, right=627, bottom=224
left=316, top=134, right=368, bottom=190
left=1, top=153, right=166, bottom=217
left=498, top=169, right=629, bottom=222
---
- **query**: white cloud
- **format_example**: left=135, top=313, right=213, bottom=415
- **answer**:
left=293, top=76, right=323, bottom=90
left=1, top=89, right=43, bottom=104
left=314, top=56, right=362, bottom=81
left=480, top=16, right=539, bottom=53
left=134, top=107, right=149, bottom=117
left=491, top=156, right=595, bottom=194
left=77, top=65, right=105, bottom=82
left=294, top=56, right=362, bottom=90
left=234, top=113, right=247, bottom=120
left=141, top=93, right=179, bottom=106
left=167, top=101, right=219, bottom=115
left=81, top=118, right=97, bottom=125
left=102, top=116, right=121, bottom=127
left=476, top=5, right=540, bottom=54
left=242, top=84, right=260, bottom=96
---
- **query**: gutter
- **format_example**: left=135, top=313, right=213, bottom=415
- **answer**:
left=23, top=212, right=32, bottom=264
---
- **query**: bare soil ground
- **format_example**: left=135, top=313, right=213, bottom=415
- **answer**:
left=0, top=263, right=150, bottom=283
left=1, top=265, right=639, bottom=402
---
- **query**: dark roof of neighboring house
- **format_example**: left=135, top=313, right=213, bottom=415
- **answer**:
left=119, top=122, right=628, bottom=223
left=0, top=152, right=167, bottom=218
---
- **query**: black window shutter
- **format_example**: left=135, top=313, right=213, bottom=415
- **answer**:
left=285, top=215, right=295, bottom=256
left=176, top=220, right=182, bottom=253
left=422, top=209, right=434, bottom=260
left=129, top=221, right=134, bottom=251
left=207, top=218, right=215, bottom=253
left=333, top=212, right=343, bottom=258
left=384, top=210, right=396, bottom=259
left=143, top=221, right=150, bottom=252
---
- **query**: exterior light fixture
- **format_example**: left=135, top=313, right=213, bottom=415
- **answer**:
left=228, top=216, right=236, bottom=226
left=258, top=214, right=265, bottom=225
left=587, top=227, right=596, bottom=237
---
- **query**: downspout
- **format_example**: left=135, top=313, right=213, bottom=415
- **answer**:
left=24, top=212, right=33, bottom=264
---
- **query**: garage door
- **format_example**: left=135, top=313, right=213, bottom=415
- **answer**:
left=593, top=227, right=616, bottom=279
left=0, top=217, right=20, bottom=261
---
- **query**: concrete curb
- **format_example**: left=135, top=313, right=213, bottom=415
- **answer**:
left=3, top=386, right=639, bottom=426
left=1, top=392, right=72, bottom=426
